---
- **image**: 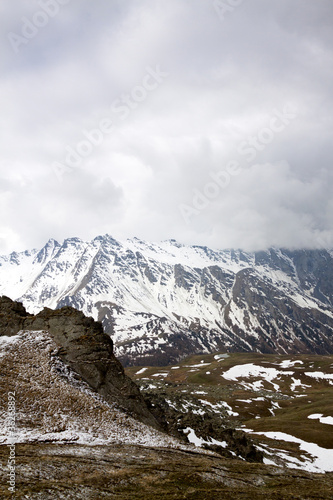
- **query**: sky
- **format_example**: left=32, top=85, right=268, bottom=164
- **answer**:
left=1, top=0, right=333, bottom=254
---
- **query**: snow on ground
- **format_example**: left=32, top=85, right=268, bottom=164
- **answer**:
left=198, top=399, right=239, bottom=417
left=251, top=431, right=333, bottom=474
left=135, top=367, right=148, bottom=375
left=183, top=428, right=206, bottom=447
left=183, top=427, right=228, bottom=449
left=126, top=239, right=252, bottom=274
left=165, top=399, right=179, bottom=411
left=209, top=437, right=228, bottom=448
left=222, top=363, right=293, bottom=391
left=240, top=380, right=264, bottom=392
left=185, top=363, right=211, bottom=368
left=214, top=354, right=229, bottom=361
left=291, top=293, right=323, bottom=310
left=0, top=334, right=21, bottom=345
left=290, top=378, right=311, bottom=391
left=0, top=334, right=21, bottom=357
left=304, top=371, right=333, bottom=384
left=308, top=414, right=333, bottom=426
left=279, top=360, right=303, bottom=368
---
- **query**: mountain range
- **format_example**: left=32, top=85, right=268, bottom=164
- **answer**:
left=1, top=234, right=333, bottom=365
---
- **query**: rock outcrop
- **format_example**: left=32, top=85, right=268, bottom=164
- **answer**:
left=143, top=388, right=263, bottom=462
left=0, top=296, right=159, bottom=429
left=0, top=294, right=30, bottom=335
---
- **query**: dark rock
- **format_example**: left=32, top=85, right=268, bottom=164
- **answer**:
left=203, top=429, right=263, bottom=463
left=0, top=295, right=30, bottom=336
left=142, top=388, right=263, bottom=463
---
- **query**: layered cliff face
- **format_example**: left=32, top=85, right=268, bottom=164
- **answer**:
left=0, top=296, right=159, bottom=428
left=0, top=235, right=333, bottom=365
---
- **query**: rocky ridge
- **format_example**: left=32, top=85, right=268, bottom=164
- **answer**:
left=0, top=295, right=158, bottom=428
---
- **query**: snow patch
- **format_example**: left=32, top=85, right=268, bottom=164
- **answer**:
left=308, top=414, right=333, bottom=426
left=250, top=431, right=333, bottom=473
left=222, top=363, right=293, bottom=391
left=304, top=371, right=333, bottom=384
left=135, top=367, right=148, bottom=375
left=279, top=360, right=303, bottom=368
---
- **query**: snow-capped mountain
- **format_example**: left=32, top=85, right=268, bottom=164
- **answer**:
left=1, top=235, right=333, bottom=365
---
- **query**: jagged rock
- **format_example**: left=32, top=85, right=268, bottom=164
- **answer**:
left=203, top=429, right=263, bottom=463
left=0, top=295, right=29, bottom=335
left=142, top=387, right=263, bottom=462
left=0, top=296, right=160, bottom=429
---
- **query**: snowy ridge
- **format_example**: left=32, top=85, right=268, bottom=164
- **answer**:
left=0, top=235, right=333, bottom=363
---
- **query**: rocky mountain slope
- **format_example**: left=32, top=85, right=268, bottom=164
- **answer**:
left=1, top=235, right=333, bottom=365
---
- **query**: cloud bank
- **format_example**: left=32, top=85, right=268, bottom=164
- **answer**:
left=1, top=0, right=332, bottom=252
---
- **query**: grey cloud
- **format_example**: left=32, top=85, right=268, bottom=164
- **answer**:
left=0, top=169, right=123, bottom=253
left=0, top=0, right=332, bottom=252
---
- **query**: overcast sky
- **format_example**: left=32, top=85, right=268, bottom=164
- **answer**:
left=1, top=0, right=332, bottom=254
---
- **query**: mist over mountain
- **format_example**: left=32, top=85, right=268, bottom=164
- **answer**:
left=1, top=234, right=332, bottom=365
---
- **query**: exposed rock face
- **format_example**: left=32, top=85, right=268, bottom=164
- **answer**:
left=0, top=296, right=159, bottom=429
left=0, top=294, right=29, bottom=335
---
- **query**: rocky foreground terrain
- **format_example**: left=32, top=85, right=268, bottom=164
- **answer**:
left=1, top=443, right=333, bottom=499
left=0, top=297, right=333, bottom=498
